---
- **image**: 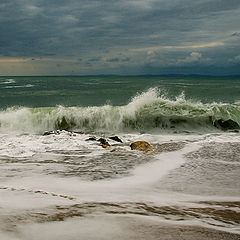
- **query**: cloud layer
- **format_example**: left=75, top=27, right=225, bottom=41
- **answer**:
left=0, top=0, right=240, bottom=75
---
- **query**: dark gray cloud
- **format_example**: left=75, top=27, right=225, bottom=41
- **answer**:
left=0, top=0, right=240, bottom=75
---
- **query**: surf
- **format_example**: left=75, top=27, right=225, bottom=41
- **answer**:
left=0, top=88, right=239, bottom=134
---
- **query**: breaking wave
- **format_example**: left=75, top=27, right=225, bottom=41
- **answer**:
left=0, top=88, right=239, bottom=134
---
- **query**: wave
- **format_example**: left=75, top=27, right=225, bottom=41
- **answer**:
left=0, top=88, right=239, bottom=134
left=3, top=84, right=34, bottom=89
left=0, top=78, right=16, bottom=84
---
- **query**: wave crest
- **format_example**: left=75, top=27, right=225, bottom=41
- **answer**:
left=0, top=88, right=239, bottom=133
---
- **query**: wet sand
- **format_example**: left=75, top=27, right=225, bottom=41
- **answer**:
left=2, top=215, right=239, bottom=240
left=1, top=136, right=240, bottom=239
left=118, top=216, right=240, bottom=240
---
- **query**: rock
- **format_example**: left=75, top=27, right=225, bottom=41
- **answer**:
left=97, top=138, right=107, bottom=144
left=43, top=131, right=53, bottom=136
left=109, top=136, right=123, bottom=143
left=43, top=130, right=60, bottom=136
left=101, top=141, right=111, bottom=149
left=213, top=119, right=240, bottom=130
left=86, top=137, right=97, bottom=141
left=43, top=130, right=77, bottom=136
left=130, top=141, right=153, bottom=152
left=98, top=138, right=111, bottom=149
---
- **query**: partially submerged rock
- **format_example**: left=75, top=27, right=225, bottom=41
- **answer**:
left=109, top=136, right=123, bottom=143
left=86, top=137, right=97, bottom=141
left=97, top=138, right=107, bottom=144
left=213, top=119, right=240, bottom=130
left=98, top=138, right=111, bottom=149
left=101, top=141, right=111, bottom=149
left=130, top=141, right=153, bottom=152
left=43, top=130, right=60, bottom=136
left=43, top=130, right=75, bottom=136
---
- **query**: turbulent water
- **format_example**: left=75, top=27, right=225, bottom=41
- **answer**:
left=0, top=76, right=240, bottom=239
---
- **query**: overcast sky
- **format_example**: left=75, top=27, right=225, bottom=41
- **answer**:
left=0, top=0, right=240, bottom=75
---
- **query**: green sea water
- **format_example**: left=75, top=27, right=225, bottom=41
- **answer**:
left=0, top=76, right=240, bottom=133
left=0, top=76, right=240, bottom=108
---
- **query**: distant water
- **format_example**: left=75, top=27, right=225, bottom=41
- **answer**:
left=0, top=76, right=240, bottom=239
left=0, top=76, right=240, bottom=108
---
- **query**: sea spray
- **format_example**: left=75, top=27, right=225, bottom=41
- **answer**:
left=0, top=88, right=239, bottom=134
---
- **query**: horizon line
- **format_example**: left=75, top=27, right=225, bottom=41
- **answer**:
left=1, top=74, right=240, bottom=78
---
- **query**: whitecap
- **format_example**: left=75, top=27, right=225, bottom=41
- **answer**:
left=1, top=78, right=16, bottom=84
left=3, top=84, right=34, bottom=89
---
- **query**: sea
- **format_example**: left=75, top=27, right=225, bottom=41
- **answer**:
left=0, top=75, right=240, bottom=239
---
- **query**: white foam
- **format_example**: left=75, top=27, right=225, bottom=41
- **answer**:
left=0, top=131, right=104, bottom=158
left=3, top=84, right=34, bottom=88
left=121, top=143, right=200, bottom=185
left=1, top=78, right=16, bottom=84
left=0, top=139, right=200, bottom=203
left=1, top=132, right=240, bottom=237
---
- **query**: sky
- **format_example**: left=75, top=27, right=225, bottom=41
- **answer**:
left=0, top=0, right=240, bottom=76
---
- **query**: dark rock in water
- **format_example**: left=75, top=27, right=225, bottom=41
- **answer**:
left=130, top=141, right=153, bottom=152
left=109, top=136, right=123, bottom=143
left=86, top=137, right=97, bottom=141
left=214, top=119, right=240, bottom=130
left=43, top=130, right=60, bottom=136
left=43, top=130, right=77, bottom=136
left=97, top=138, right=107, bottom=144
left=97, top=138, right=111, bottom=149
left=43, top=131, right=53, bottom=136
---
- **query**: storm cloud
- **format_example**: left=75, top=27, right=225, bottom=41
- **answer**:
left=0, top=0, right=240, bottom=75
